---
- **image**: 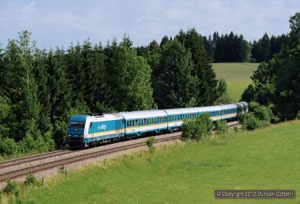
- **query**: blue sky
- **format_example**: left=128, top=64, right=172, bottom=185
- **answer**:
left=1, top=0, right=299, bottom=49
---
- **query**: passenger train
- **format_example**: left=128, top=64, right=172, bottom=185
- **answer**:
left=66, top=102, right=248, bottom=148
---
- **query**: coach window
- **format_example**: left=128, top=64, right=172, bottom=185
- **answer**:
left=89, top=123, right=92, bottom=128
left=143, top=119, right=147, bottom=125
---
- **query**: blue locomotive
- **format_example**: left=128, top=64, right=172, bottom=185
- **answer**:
left=66, top=102, right=248, bottom=148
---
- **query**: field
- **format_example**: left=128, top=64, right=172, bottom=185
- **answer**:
left=15, top=120, right=300, bottom=203
left=213, top=63, right=259, bottom=101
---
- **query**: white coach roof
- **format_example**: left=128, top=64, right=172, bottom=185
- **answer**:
left=119, top=110, right=167, bottom=120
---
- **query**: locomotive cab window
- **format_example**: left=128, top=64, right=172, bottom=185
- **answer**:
left=69, top=122, right=85, bottom=129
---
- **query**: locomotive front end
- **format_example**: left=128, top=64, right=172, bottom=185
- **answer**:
left=66, top=115, right=88, bottom=148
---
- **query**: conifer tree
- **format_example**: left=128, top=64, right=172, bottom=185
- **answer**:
left=104, top=37, right=156, bottom=111
left=47, top=48, right=72, bottom=147
left=176, top=28, right=219, bottom=106
left=1, top=31, right=40, bottom=141
left=154, top=40, right=197, bottom=108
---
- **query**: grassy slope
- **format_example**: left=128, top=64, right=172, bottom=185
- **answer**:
left=213, top=63, right=259, bottom=101
left=20, top=121, right=300, bottom=204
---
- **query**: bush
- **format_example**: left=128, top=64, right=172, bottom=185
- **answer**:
left=240, top=114, right=260, bottom=130
left=296, top=111, right=300, bottom=120
left=59, top=166, right=68, bottom=175
left=215, top=120, right=228, bottom=135
left=146, top=136, right=155, bottom=153
left=3, top=179, right=19, bottom=195
left=19, top=135, right=36, bottom=154
left=0, top=138, right=19, bottom=156
left=248, top=101, right=260, bottom=112
left=181, top=113, right=213, bottom=141
left=240, top=104, right=274, bottom=131
left=253, top=106, right=272, bottom=123
left=24, top=173, right=41, bottom=186
left=181, top=118, right=198, bottom=139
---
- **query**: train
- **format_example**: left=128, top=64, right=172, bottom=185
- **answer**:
left=66, top=102, right=248, bottom=148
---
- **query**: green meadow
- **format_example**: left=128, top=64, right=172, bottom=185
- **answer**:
left=14, top=120, right=300, bottom=204
left=213, top=63, right=259, bottom=101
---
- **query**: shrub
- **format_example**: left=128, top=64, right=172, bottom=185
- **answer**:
left=248, top=101, right=260, bottom=112
left=3, top=179, right=19, bottom=195
left=19, top=135, right=36, bottom=154
left=0, top=138, right=19, bottom=156
left=253, top=106, right=272, bottom=123
left=146, top=136, right=155, bottom=153
left=240, top=105, right=274, bottom=130
left=240, top=114, right=260, bottom=130
left=181, top=118, right=197, bottom=139
left=181, top=113, right=213, bottom=141
left=296, top=111, right=300, bottom=120
left=59, top=166, right=68, bottom=175
left=24, top=173, right=40, bottom=186
left=215, top=120, right=228, bottom=135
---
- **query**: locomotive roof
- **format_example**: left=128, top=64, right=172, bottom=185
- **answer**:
left=69, top=115, right=89, bottom=122
left=119, top=110, right=167, bottom=119
left=70, top=113, right=123, bottom=122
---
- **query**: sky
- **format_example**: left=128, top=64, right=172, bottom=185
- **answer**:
left=0, top=0, right=299, bottom=49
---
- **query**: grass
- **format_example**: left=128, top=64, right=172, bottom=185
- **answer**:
left=213, top=63, right=259, bottom=101
left=9, top=120, right=300, bottom=203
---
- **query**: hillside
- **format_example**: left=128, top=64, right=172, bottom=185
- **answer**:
left=213, top=63, right=259, bottom=101
left=16, top=120, right=300, bottom=203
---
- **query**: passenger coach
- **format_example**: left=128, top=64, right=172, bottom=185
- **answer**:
left=119, top=110, right=168, bottom=137
left=66, top=102, right=248, bottom=148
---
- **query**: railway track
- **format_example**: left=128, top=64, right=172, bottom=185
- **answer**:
left=0, top=121, right=240, bottom=184
left=0, top=133, right=181, bottom=183
left=0, top=150, right=73, bottom=169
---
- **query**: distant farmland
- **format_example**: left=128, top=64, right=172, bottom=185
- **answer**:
left=213, top=63, right=259, bottom=101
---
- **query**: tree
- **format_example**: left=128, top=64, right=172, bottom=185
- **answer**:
left=66, top=40, right=106, bottom=113
left=154, top=40, right=197, bottom=108
left=243, top=12, right=300, bottom=120
left=176, top=29, right=219, bottom=106
left=143, top=40, right=162, bottom=77
left=214, top=32, right=250, bottom=62
left=104, top=36, right=156, bottom=111
left=47, top=48, right=72, bottom=147
left=32, top=48, right=52, bottom=134
left=1, top=31, right=40, bottom=141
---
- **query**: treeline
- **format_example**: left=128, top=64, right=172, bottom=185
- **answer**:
left=0, top=29, right=226, bottom=155
left=242, top=12, right=300, bottom=120
left=137, top=32, right=288, bottom=64
left=206, top=32, right=288, bottom=63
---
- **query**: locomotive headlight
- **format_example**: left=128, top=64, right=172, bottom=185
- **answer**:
left=68, top=134, right=71, bottom=137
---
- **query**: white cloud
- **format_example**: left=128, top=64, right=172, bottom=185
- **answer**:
left=0, top=0, right=299, bottom=48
